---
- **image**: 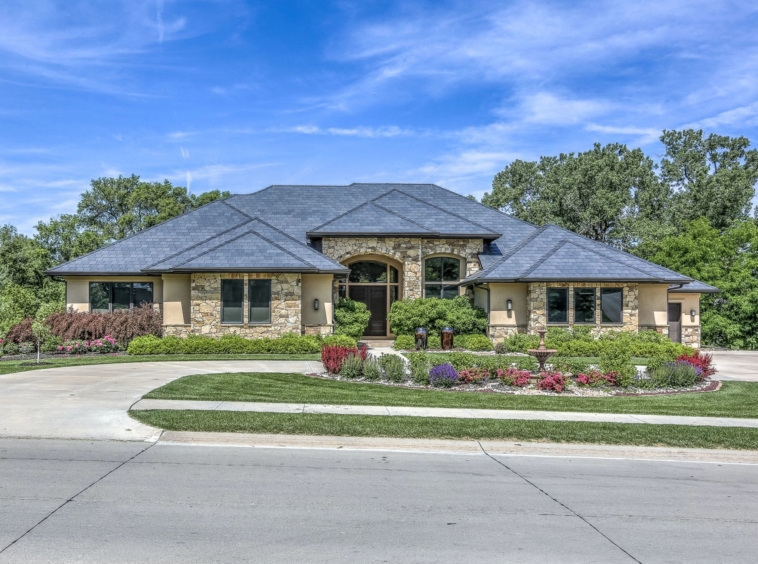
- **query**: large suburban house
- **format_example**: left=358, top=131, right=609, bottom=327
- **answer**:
left=45, top=183, right=718, bottom=347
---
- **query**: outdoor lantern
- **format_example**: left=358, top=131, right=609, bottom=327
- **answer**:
left=506, top=299, right=513, bottom=311
left=690, top=309, right=696, bottom=317
left=314, top=298, right=320, bottom=311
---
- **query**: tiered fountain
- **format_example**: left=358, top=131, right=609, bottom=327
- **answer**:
left=527, top=328, right=557, bottom=372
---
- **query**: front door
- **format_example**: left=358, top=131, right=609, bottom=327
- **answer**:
left=668, top=302, right=682, bottom=343
left=349, top=286, right=387, bottom=337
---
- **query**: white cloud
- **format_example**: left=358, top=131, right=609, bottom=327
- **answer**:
left=276, top=125, right=415, bottom=138
left=180, top=147, right=190, bottom=159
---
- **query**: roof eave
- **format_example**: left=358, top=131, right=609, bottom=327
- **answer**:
left=308, top=231, right=501, bottom=239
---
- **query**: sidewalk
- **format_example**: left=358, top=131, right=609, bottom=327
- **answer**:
left=132, top=399, right=758, bottom=428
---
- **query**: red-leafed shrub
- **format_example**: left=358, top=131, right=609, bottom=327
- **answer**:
left=45, top=305, right=162, bottom=345
left=321, top=345, right=367, bottom=374
left=458, top=368, right=488, bottom=384
left=537, top=371, right=568, bottom=392
left=676, top=351, right=715, bottom=378
left=496, top=368, right=531, bottom=387
left=5, top=317, right=35, bottom=343
left=576, top=370, right=616, bottom=387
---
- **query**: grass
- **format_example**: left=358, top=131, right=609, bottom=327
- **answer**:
left=130, top=410, right=758, bottom=450
left=0, top=354, right=320, bottom=376
left=143, top=372, right=758, bottom=419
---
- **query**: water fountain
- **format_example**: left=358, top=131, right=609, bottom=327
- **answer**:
left=527, top=328, right=557, bottom=372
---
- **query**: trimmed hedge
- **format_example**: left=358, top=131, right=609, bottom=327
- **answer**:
left=333, top=298, right=371, bottom=340
left=394, top=333, right=494, bottom=351
left=405, top=352, right=537, bottom=374
left=495, top=327, right=692, bottom=360
left=387, top=296, right=487, bottom=336
left=127, top=333, right=357, bottom=356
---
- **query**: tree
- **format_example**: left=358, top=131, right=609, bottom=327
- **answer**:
left=34, top=214, right=104, bottom=264
left=645, top=218, right=758, bottom=349
left=0, top=284, right=40, bottom=334
left=482, top=143, right=669, bottom=246
left=660, top=129, right=758, bottom=229
left=0, top=225, right=54, bottom=290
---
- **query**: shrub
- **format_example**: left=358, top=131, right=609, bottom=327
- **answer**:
left=387, top=296, right=487, bottom=336
left=393, top=334, right=416, bottom=350
left=550, top=357, right=593, bottom=375
left=3, top=342, right=20, bottom=355
left=405, top=352, right=537, bottom=375
left=676, top=351, right=715, bottom=378
left=458, top=368, right=487, bottom=384
left=322, top=345, right=366, bottom=374
left=362, top=357, right=382, bottom=381
left=380, top=354, right=406, bottom=382
left=321, top=335, right=358, bottom=348
left=537, top=371, right=568, bottom=392
left=599, top=347, right=637, bottom=387
left=60, top=335, right=120, bottom=355
left=333, top=298, right=371, bottom=341
left=409, top=353, right=431, bottom=384
left=495, top=333, right=540, bottom=353
left=429, top=363, right=458, bottom=387
left=496, top=368, right=531, bottom=387
left=5, top=317, right=34, bottom=343
left=18, top=342, right=35, bottom=355
left=46, top=305, right=162, bottom=345
left=339, top=354, right=364, bottom=379
left=575, top=370, right=616, bottom=387
left=650, top=361, right=702, bottom=388
left=456, top=334, right=493, bottom=351
left=127, top=333, right=326, bottom=355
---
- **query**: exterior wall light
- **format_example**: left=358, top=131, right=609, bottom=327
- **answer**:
left=314, top=298, right=320, bottom=311
left=506, top=299, right=513, bottom=311
left=690, top=309, right=696, bottom=317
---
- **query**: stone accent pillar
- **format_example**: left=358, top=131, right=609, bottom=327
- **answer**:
left=682, top=326, right=701, bottom=349
left=527, top=283, right=547, bottom=334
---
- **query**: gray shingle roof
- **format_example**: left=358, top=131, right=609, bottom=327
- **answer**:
left=669, top=280, right=720, bottom=293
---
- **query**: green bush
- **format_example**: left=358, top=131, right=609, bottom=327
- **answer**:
left=650, top=361, right=701, bottom=388
left=127, top=333, right=323, bottom=355
left=456, top=334, right=493, bottom=351
left=339, top=354, right=364, bottom=379
left=321, top=334, right=358, bottom=348
left=380, top=354, right=406, bottom=382
left=334, top=298, right=371, bottom=340
left=405, top=352, right=537, bottom=375
left=387, top=296, right=487, bottom=336
left=362, top=357, right=382, bottom=381
left=393, top=334, right=415, bottom=350
left=550, top=356, right=593, bottom=375
left=495, top=333, right=540, bottom=353
left=408, top=352, right=431, bottom=385
left=599, top=347, right=637, bottom=387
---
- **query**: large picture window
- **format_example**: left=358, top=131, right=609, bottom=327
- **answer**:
left=249, top=279, right=272, bottom=324
left=601, top=288, right=623, bottom=323
left=574, top=288, right=596, bottom=323
left=89, top=282, right=154, bottom=313
left=221, top=279, right=244, bottom=324
left=547, top=288, right=568, bottom=323
left=424, top=257, right=461, bottom=299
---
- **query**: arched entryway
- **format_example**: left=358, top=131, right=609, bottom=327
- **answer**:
left=338, top=256, right=402, bottom=337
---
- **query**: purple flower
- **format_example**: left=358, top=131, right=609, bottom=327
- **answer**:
left=429, top=363, right=459, bottom=387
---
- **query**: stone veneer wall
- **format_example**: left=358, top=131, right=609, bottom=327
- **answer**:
left=488, top=325, right=528, bottom=342
left=189, top=272, right=301, bottom=337
left=322, top=237, right=483, bottom=299
left=526, top=282, right=639, bottom=336
left=682, top=326, right=701, bottom=349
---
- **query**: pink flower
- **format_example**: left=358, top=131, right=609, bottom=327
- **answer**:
left=66, top=346, right=72, bottom=351
left=57, top=346, right=63, bottom=351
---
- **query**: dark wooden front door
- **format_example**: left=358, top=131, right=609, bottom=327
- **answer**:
left=349, top=286, right=387, bottom=336
left=668, top=303, right=682, bottom=343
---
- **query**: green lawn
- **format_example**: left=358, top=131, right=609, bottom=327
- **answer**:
left=143, top=372, right=757, bottom=419
left=0, top=354, right=319, bottom=376
left=130, top=410, right=758, bottom=450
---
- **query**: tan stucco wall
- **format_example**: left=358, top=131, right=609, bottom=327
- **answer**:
left=638, top=284, right=669, bottom=330
left=301, top=274, right=334, bottom=329
left=64, top=276, right=163, bottom=312
left=489, top=283, right=528, bottom=326
left=473, top=285, right=488, bottom=311
left=162, top=274, right=191, bottom=326
left=667, top=293, right=700, bottom=327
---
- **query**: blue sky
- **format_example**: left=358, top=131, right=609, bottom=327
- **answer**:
left=2, top=0, right=758, bottom=234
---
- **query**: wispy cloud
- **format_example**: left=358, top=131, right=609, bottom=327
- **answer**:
left=275, top=125, right=415, bottom=138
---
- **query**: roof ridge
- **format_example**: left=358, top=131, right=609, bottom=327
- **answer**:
left=46, top=197, right=241, bottom=275
left=477, top=224, right=551, bottom=277
left=251, top=217, right=346, bottom=269
left=371, top=200, right=436, bottom=234
left=142, top=219, right=254, bottom=270
left=171, top=226, right=264, bottom=268
left=388, top=188, right=499, bottom=235
left=306, top=200, right=377, bottom=234
left=248, top=226, right=317, bottom=269
left=517, top=239, right=569, bottom=279
left=427, top=183, right=539, bottom=230
left=221, top=198, right=256, bottom=220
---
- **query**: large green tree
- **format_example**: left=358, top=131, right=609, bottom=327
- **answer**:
left=661, top=129, right=758, bottom=230
left=482, top=143, right=669, bottom=246
left=644, top=218, right=758, bottom=349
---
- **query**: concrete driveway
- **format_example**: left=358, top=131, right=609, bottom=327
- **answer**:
left=0, top=360, right=319, bottom=442
left=711, top=351, right=758, bottom=381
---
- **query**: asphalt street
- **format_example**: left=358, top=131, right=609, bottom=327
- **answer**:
left=1, top=438, right=756, bottom=563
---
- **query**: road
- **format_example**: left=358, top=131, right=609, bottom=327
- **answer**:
left=1, top=438, right=756, bottom=563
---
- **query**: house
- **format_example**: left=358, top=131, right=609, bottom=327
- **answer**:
left=45, top=183, right=718, bottom=347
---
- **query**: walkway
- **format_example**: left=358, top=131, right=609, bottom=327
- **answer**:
left=712, top=350, right=758, bottom=381
left=132, top=399, right=758, bottom=428
left=0, top=360, right=319, bottom=441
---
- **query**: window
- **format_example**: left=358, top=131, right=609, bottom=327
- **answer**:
left=249, top=279, right=272, bottom=324
left=221, top=279, right=243, bottom=324
left=89, top=282, right=154, bottom=313
left=424, top=257, right=461, bottom=299
left=601, top=288, right=623, bottom=323
left=574, top=288, right=596, bottom=323
left=547, top=288, right=568, bottom=323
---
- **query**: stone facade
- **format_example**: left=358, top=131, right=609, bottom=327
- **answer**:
left=163, top=325, right=190, bottom=338
left=526, top=282, right=639, bottom=336
left=487, top=324, right=528, bottom=342
left=683, top=326, right=701, bottom=349
left=189, top=272, right=301, bottom=337
left=302, top=324, right=333, bottom=336
left=322, top=237, right=482, bottom=300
